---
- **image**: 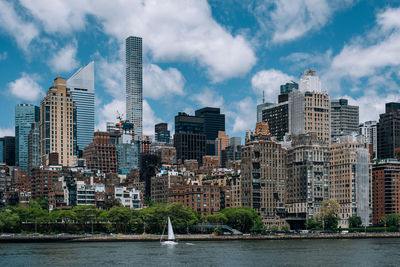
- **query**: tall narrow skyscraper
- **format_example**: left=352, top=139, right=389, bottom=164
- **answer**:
left=40, top=76, right=77, bottom=167
left=67, top=61, right=95, bottom=155
left=126, top=36, right=143, bottom=140
left=15, top=103, right=40, bottom=171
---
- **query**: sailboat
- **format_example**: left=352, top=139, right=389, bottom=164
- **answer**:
left=161, top=217, right=178, bottom=245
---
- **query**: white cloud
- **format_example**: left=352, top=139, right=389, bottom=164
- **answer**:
left=280, top=50, right=332, bottom=71
left=143, top=100, right=162, bottom=136
left=96, top=56, right=125, bottom=99
left=8, top=73, right=43, bottom=101
left=144, top=64, right=185, bottom=99
left=254, top=0, right=354, bottom=43
left=227, top=97, right=257, bottom=134
left=48, top=42, right=80, bottom=73
left=0, top=127, right=14, bottom=137
left=19, top=0, right=256, bottom=82
left=251, top=69, right=295, bottom=103
left=329, top=7, right=400, bottom=80
left=95, top=98, right=125, bottom=131
left=191, top=88, right=224, bottom=108
left=0, top=0, right=39, bottom=51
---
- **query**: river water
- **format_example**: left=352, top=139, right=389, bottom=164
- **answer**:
left=1, top=238, right=400, bottom=266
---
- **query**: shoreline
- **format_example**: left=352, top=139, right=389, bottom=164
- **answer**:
left=1, top=232, right=400, bottom=243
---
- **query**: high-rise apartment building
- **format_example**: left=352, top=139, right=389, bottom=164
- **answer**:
left=329, top=135, right=371, bottom=227
left=40, top=76, right=77, bottom=167
left=215, top=131, right=230, bottom=162
left=372, top=159, right=400, bottom=225
left=359, top=121, right=377, bottom=159
left=155, top=123, right=170, bottom=143
left=286, top=133, right=329, bottom=229
left=331, top=99, right=359, bottom=142
left=257, top=102, right=273, bottom=123
left=83, top=132, right=117, bottom=174
left=28, top=122, right=40, bottom=174
left=289, top=69, right=330, bottom=144
left=0, top=136, right=15, bottom=166
left=126, top=36, right=143, bottom=140
left=377, top=103, right=400, bottom=159
left=67, top=61, right=95, bottom=154
left=174, top=112, right=206, bottom=164
left=15, top=103, right=40, bottom=171
left=261, top=82, right=298, bottom=141
left=195, top=107, right=225, bottom=155
left=221, top=137, right=241, bottom=168
left=241, top=122, right=287, bottom=228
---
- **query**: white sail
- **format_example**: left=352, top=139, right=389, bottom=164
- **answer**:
left=167, top=217, right=175, bottom=241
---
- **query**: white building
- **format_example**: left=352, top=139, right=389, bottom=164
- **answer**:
left=115, top=186, right=142, bottom=209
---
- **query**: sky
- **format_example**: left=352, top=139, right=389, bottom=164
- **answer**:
left=0, top=0, right=400, bottom=140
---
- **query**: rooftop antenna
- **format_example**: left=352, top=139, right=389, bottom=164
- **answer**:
left=262, top=91, right=265, bottom=104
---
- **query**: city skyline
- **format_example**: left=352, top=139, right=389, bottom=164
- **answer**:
left=1, top=1, right=399, bottom=140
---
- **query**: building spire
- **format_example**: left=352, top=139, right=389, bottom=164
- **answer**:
left=262, top=91, right=265, bottom=103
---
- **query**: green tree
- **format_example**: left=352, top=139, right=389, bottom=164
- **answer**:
left=201, top=213, right=228, bottom=224
left=221, top=207, right=263, bottom=233
left=320, top=199, right=340, bottom=231
left=0, top=209, right=20, bottom=232
left=103, top=198, right=122, bottom=211
left=349, top=216, right=362, bottom=228
left=306, top=216, right=323, bottom=230
left=383, top=214, right=400, bottom=227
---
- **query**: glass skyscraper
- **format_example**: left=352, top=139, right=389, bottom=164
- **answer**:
left=67, top=61, right=95, bottom=155
left=15, top=103, right=40, bottom=171
left=126, top=36, right=143, bottom=140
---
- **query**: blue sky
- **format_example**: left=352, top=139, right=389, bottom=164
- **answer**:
left=0, top=0, right=400, bottom=140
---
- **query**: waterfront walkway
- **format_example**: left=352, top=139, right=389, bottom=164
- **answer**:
left=1, top=232, right=400, bottom=242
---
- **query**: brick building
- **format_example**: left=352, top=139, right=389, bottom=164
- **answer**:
left=83, top=132, right=117, bottom=174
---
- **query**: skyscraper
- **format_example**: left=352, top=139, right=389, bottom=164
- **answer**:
left=40, top=76, right=77, bottom=167
left=359, top=120, right=377, bottom=159
left=289, top=69, right=330, bottom=144
left=330, top=99, right=359, bottom=142
left=241, top=122, right=287, bottom=228
left=174, top=112, right=206, bottom=164
left=194, top=107, right=225, bottom=155
left=67, top=61, right=95, bottom=155
left=377, top=103, right=400, bottom=159
left=15, top=103, right=40, bottom=171
left=0, top=136, right=15, bottom=166
left=28, top=122, right=40, bottom=174
left=155, top=123, right=170, bottom=143
left=126, top=36, right=143, bottom=140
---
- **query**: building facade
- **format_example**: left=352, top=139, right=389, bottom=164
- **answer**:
left=359, top=121, right=377, bottom=159
left=262, top=102, right=289, bottom=141
left=83, top=132, right=117, bottom=174
left=241, top=122, right=287, bottom=228
left=215, top=131, right=230, bottom=163
left=372, top=159, right=400, bottom=225
left=194, top=107, right=225, bottom=156
left=15, top=103, right=40, bottom=171
left=331, top=99, right=359, bottom=142
left=155, top=123, right=170, bottom=143
left=28, top=122, right=40, bottom=174
left=174, top=112, right=206, bottom=165
left=0, top=136, right=15, bottom=166
left=289, top=69, right=330, bottom=144
left=377, top=103, right=400, bottom=159
left=67, top=61, right=95, bottom=154
left=40, top=76, right=77, bottom=167
left=329, top=135, right=371, bottom=227
left=126, top=36, right=143, bottom=140
left=286, top=133, right=329, bottom=229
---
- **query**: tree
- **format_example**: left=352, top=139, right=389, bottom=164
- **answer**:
left=221, top=207, right=264, bottom=233
left=320, top=199, right=340, bottom=231
left=103, top=198, right=122, bottom=211
left=201, top=213, right=228, bottom=224
left=383, top=214, right=400, bottom=227
left=0, top=209, right=20, bottom=232
left=306, top=216, right=323, bottom=230
left=349, top=216, right=362, bottom=228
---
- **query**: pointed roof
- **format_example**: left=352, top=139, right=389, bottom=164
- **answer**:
left=67, top=61, right=94, bottom=92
